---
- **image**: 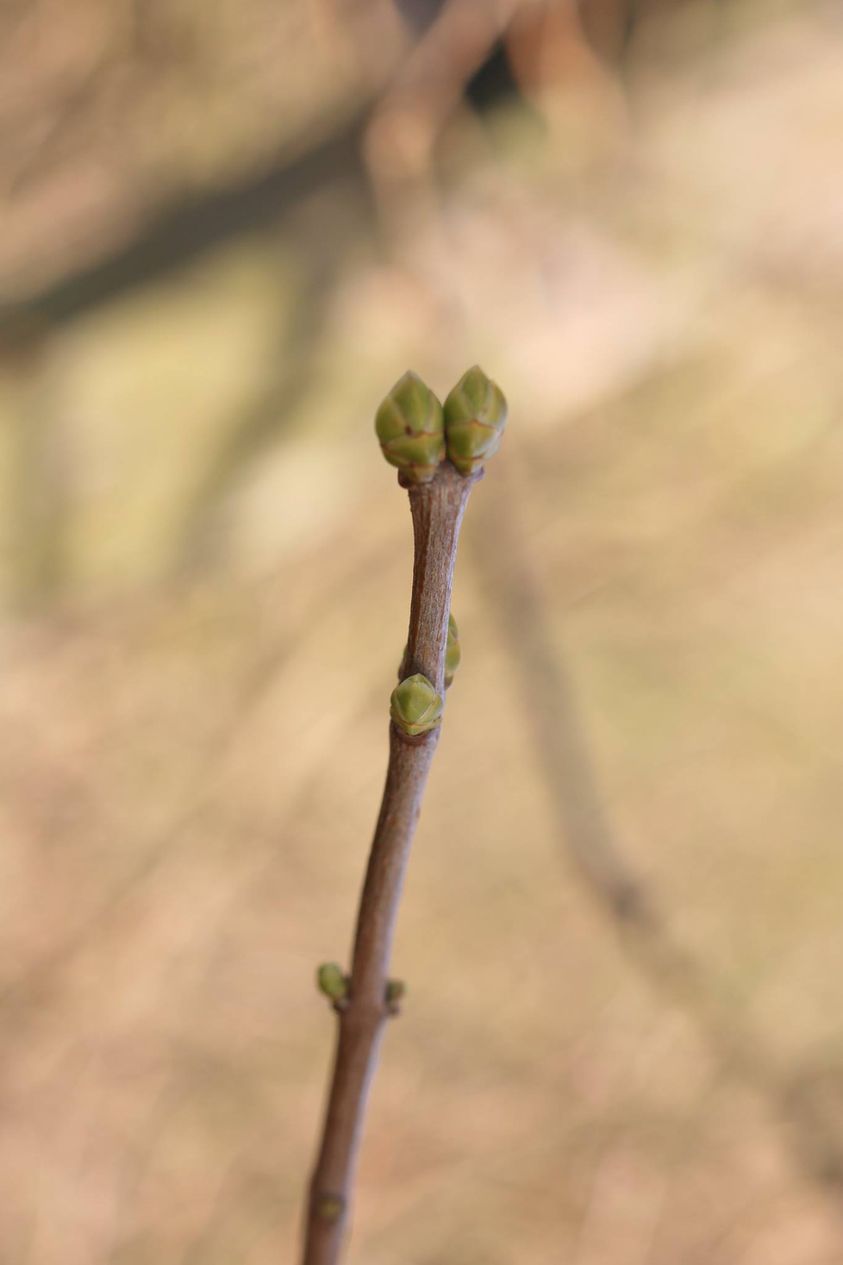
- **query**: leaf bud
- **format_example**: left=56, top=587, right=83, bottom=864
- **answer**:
left=316, top=962, right=348, bottom=1004
left=389, top=673, right=443, bottom=736
left=375, top=370, right=445, bottom=483
left=444, top=612, right=461, bottom=686
left=443, top=364, right=507, bottom=475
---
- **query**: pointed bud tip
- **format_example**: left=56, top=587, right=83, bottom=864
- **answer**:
left=394, top=369, right=424, bottom=389
left=463, top=363, right=487, bottom=385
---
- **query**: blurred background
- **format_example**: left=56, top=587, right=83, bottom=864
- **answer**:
left=2, top=0, right=843, bottom=1261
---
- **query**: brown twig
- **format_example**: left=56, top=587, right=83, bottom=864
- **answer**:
left=302, top=461, right=477, bottom=1265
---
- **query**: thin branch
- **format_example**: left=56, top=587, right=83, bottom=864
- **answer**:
left=302, top=461, right=476, bottom=1265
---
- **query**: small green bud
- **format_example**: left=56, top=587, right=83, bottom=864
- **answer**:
left=315, top=1193, right=345, bottom=1224
left=385, top=978, right=406, bottom=1008
left=316, top=962, right=348, bottom=1004
left=390, top=673, right=443, bottom=736
left=443, top=365, right=507, bottom=475
left=445, top=613, right=461, bottom=687
left=375, top=371, right=445, bottom=484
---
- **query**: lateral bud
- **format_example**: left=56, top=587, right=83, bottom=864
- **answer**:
left=390, top=674, right=443, bottom=737
left=385, top=978, right=406, bottom=1014
left=314, top=1193, right=345, bottom=1224
left=316, top=962, right=349, bottom=1006
left=445, top=613, right=461, bottom=687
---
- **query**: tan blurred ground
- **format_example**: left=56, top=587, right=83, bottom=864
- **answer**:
left=2, top=2, right=843, bottom=1262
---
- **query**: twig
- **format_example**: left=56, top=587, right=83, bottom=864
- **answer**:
left=302, top=461, right=477, bottom=1265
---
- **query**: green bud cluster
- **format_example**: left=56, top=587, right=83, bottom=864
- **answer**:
left=375, top=366, right=507, bottom=481
left=444, top=613, right=461, bottom=686
left=375, top=371, right=445, bottom=484
left=443, top=365, right=508, bottom=476
left=316, top=962, right=348, bottom=1004
left=390, top=673, right=443, bottom=737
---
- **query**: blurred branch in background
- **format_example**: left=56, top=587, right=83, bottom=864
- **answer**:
left=172, top=198, right=374, bottom=577
left=470, top=447, right=843, bottom=1216
left=0, top=111, right=372, bottom=338
left=327, top=0, right=639, bottom=240
left=362, top=0, right=523, bottom=236
left=0, top=0, right=693, bottom=339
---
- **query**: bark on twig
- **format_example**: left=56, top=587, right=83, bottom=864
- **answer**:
left=302, top=461, right=477, bottom=1265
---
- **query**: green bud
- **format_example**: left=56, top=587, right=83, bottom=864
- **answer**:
left=315, top=1194, right=345, bottom=1224
left=375, top=371, right=445, bottom=484
left=443, top=365, right=507, bottom=475
left=390, top=673, right=443, bottom=736
left=316, top=962, right=348, bottom=1003
left=386, top=978, right=406, bottom=1006
left=445, top=613, right=461, bottom=687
